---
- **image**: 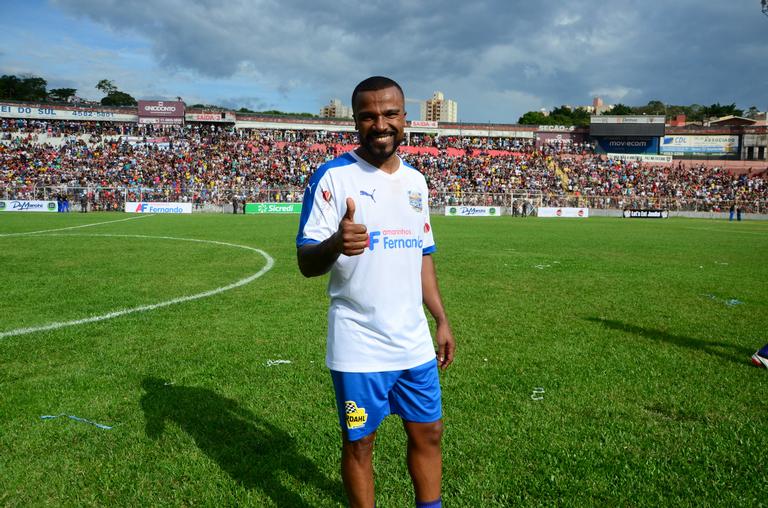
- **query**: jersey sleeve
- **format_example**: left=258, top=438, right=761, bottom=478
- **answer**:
left=296, top=170, right=339, bottom=247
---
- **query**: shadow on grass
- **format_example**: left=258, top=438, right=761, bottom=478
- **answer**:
left=140, top=377, right=344, bottom=507
left=585, top=317, right=751, bottom=365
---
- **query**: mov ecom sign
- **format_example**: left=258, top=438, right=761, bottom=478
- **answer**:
left=137, top=100, right=185, bottom=125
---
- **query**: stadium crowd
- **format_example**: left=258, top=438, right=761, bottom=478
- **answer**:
left=2, top=120, right=767, bottom=213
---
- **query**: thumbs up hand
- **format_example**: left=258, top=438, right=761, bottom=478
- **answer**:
left=336, top=197, right=368, bottom=256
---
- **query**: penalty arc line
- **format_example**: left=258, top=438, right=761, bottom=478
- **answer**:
left=0, top=233, right=275, bottom=339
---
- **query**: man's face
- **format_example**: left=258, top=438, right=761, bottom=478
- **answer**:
left=353, top=86, right=406, bottom=164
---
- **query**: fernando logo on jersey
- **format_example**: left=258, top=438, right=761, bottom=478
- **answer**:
left=367, top=228, right=423, bottom=251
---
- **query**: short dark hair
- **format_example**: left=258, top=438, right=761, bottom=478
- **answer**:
left=351, top=76, right=404, bottom=113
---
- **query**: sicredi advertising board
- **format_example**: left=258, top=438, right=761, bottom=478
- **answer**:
left=245, top=203, right=302, bottom=214
left=125, top=202, right=192, bottom=214
left=0, top=200, right=58, bottom=212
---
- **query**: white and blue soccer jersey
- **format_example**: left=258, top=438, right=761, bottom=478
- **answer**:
left=297, top=151, right=437, bottom=373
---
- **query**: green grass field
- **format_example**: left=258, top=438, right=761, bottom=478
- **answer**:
left=1, top=212, right=767, bottom=507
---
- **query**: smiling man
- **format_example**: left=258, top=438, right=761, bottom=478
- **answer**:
left=296, top=76, right=456, bottom=508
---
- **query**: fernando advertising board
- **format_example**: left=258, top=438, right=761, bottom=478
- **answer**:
left=245, top=203, right=302, bottom=214
left=444, top=206, right=501, bottom=217
left=0, top=200, right=57, bottom=212
left=659, top=135, right=739, bottom=156
left=537, top=207, right=589, bottom=218
left=125, top=202, right=192, bottom=214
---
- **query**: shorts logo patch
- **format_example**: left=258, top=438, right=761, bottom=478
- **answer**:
left=408, top=191, right=423, bottom=212
left=344, top=400, right=368, bottom=429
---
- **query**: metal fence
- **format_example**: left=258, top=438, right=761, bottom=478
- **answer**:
left=2, top=185, right=765, bottom=214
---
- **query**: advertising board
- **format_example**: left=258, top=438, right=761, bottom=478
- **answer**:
left=186, top=112, right=236, bottom=123
left=137, top=101, right=184, bottom=125
left=410, top=120, right=439, bottom=129
left=537, top=207, right=589, bottom=218
left=623, top=209, right=669, bottom=219
left=606, top=153, right=673, bottom=163
left=595, top=137, right=659, bottom=154
left=0, top=200, right=57, bottom=212
left=0, top=103, right=137, bottom=122
left=245, top=203, right=302, bottom=214
left=125, top=202, right=192, bottom=214
left=444, top=206, right=501, bottom=217
left=659, top=135, right=739, bottom=156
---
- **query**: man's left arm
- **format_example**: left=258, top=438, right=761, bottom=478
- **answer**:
left=422, top=254, right=455, bottom=369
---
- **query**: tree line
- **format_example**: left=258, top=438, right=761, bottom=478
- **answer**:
left=518, top=100, right=760, bottom=127
left=0, top=73, right=317, bottom=117
left=0, top=74, right=138, bottom=106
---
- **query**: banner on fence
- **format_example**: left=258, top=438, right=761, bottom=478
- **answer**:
left=537, top=207, right=589, bottom=218
left=0, top=200, right=57, bottom=212
left=607, top=153, right=673, bottom=163
left=622, top=209, right=669, bottom=219
left=125, top=202, right=192, bottom=214
left=245, top=203, right=302, bottom=214
left=444, top=206, right=501, bottom=217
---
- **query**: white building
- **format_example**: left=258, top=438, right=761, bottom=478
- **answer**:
left=320, top=98, right=353, bottom=119
left=420, top=91, right=458, bottom=123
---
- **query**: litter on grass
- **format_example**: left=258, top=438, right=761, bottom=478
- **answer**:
left=266, top=359, right=292, bottom=367
left=531, top=387, right=545, bottom=401
left=534, top=264, right=552, bottom=270
left=703, top=294, right=744, bottom=307
left=40, top=414, right=113, bottom=430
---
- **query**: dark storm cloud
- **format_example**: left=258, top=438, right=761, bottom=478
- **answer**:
left=52, top=0, right=768, bottom=121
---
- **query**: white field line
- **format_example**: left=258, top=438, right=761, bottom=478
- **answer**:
left=0, top=233, right=274, bottom=339
left=0, top=215, right=152, bottom=237
left=682, top=226, right=767, bottom=236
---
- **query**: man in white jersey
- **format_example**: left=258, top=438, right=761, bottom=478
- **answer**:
left=297, top=76, right=455, bottom=508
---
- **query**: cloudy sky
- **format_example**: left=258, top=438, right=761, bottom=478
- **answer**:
left=1, top=0, right=767, bottom=122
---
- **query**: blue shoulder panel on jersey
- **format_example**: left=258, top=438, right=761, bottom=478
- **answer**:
left=402, top=159, right=420, bottom=172
left=296, top=152, right=357, bottom=247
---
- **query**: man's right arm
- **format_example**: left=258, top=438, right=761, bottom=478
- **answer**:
left=297, top=197, right=367, bottom=278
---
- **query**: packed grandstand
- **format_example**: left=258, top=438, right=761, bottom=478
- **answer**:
left=1, top=114, right=767, bottom=215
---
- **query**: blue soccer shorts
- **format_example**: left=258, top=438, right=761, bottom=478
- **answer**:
left=330, top=358, right=442, bottom=442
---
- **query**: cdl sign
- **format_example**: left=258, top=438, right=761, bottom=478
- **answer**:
left=538, top=207, right=589, bottom=218
left=126, top=202, right=192, bottom=214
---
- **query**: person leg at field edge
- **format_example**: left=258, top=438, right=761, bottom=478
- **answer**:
left=296, top=76, right=456, bottom=508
